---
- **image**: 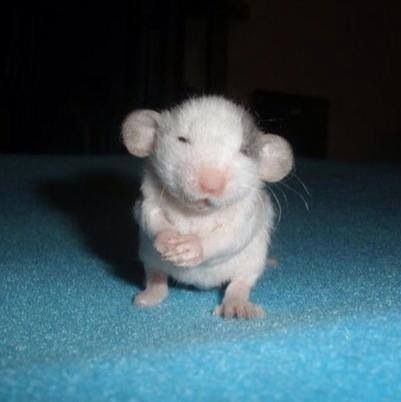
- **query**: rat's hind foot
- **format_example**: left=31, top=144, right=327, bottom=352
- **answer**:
left=213, top=299, right=265, bottom=319
left=213, top=278, right=265, bottom=319
left=133, top=272, right=168, bottom=307
left=133, top=288, right=167, bottom=307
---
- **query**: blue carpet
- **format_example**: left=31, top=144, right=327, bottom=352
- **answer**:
left=1, top=155, right=401, bottom=402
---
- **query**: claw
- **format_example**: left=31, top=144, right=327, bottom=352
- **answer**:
left=213, top=300, right=265, bottom=319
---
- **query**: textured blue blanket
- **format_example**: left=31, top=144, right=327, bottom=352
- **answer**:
left=1, top=156, right=400, bottom=401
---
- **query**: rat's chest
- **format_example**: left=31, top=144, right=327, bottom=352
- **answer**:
left=163, top=208, right=234, bottom=235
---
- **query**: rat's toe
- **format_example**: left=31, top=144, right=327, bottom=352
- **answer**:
left=133, top=289, right=167, bottom=307
left=213, top=300, right=265, bottom=319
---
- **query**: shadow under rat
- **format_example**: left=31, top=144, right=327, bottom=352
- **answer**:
left=37, top=170, right=144, bottom=287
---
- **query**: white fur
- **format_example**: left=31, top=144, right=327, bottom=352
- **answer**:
left=137, top=167, right=274, bottom=288
left=122, top=96, right=293, bottom=318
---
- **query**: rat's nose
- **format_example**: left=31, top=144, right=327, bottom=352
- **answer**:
left=198, top=167, right=227, bottom=196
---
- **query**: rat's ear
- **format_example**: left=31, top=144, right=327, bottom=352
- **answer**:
left=258, top=134, right=294, bottom=182
left=121, top=110, right=160, bottom=157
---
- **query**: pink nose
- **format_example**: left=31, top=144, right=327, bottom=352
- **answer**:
left=198, top=167, right=227, bottom=196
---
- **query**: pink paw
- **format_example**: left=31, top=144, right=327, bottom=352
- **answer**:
left=154, top=231, right=203, bottom=267
left=154, top=230, right=180, bottom=255
left=133, top=288, right=167, bottom=307
left=213, top=299, right=265, bottom=319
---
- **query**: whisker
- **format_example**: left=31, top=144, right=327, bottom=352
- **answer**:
left=255, top=191, right=266, bottom=224
left=266, top=186, right=282, bottom=226
left=279, top=182, right=310, bottom=212
left=291, top=171, right=311, bottom=198
left=240, top=184, right=266, bottom=219
left=240, top=183, right=283, bottom=230
left=272, top=183, right=288, bottom=208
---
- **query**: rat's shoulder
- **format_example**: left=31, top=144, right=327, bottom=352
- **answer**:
left=139, top=167, right=180, bottom=215
left=140, top=165, right=162, bottom=200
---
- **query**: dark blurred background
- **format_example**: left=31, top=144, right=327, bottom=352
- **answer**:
left=2, top=0, right=401, bottom=160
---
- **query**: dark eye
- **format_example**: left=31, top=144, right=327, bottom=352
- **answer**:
left=178, top=136, right=190, bottom=144
left=240, top=145, right=251, bottom=157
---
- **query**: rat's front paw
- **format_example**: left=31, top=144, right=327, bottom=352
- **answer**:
left=157, top=233, right=203, bottom=267
left=213, top=299, right=265, bottom=319
left=154, top=230, right=180, bottom=255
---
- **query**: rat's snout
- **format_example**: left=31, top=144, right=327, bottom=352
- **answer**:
left=197, top=167, right=227, bottom=196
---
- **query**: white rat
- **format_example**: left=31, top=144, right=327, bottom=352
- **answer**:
left=122, top=96, right=293, bottom=319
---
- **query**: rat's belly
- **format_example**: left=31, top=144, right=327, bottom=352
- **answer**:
left=138, top=228, right=267, bottom=289
left=164, top=209, right=227, bottom=238
left=166, top=259, right=238, bottom=288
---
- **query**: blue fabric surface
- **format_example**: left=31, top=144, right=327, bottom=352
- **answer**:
left=1, top=155, right=400, bottom=402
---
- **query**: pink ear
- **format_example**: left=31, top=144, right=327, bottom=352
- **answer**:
left=121, top=110, right=160, bottom=157
left=258, top=134, right=294, bottom=182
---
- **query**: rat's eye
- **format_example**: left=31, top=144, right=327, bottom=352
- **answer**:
left=240, top=145, right=251, bottom=157
left=177, top=136, right=190, bottom=144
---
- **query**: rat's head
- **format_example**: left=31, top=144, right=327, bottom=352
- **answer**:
left=122, top=96, right=293, bottom=211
